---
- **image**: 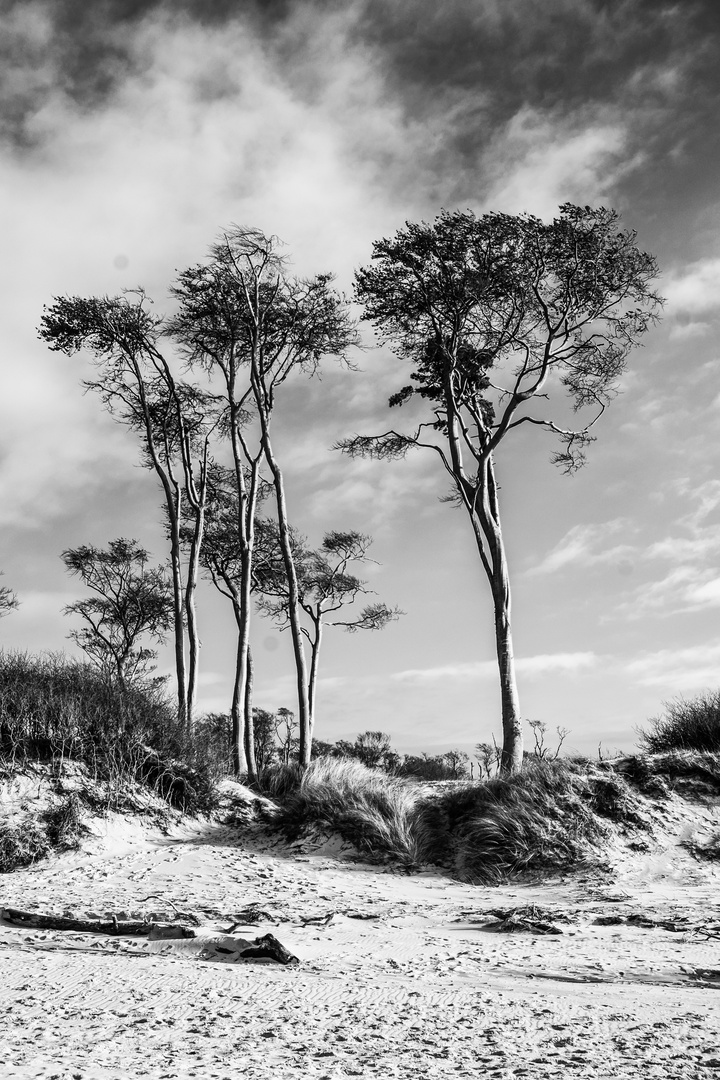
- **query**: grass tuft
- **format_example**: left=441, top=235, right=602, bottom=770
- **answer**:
left=275, top=757, right=423, bottom=865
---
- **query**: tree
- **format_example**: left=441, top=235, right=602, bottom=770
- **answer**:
left=197, top=463, right=269, bottom=781
left=169, top=227, right=358, bottom=769
left=61, top=539, right=173, bottom=689
left=39, top=293, right=217, bottom=729
left=254, top=528, right=401, bottom=738
left=341, top=205, right=661, bottom=773
left=0, top=573, right=18, bottom=618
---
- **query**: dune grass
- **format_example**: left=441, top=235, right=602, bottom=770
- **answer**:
left=269, top=755, right=651, bottom=880
left=274, top=757, right=424, bottom=865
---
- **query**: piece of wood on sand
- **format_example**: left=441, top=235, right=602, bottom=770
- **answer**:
left=1, top=907, right=299, bottom=963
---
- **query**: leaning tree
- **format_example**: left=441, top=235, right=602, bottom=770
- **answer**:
left=341, top=204, right=662, bottom=773
left=39, top=294, right=217, bottom=729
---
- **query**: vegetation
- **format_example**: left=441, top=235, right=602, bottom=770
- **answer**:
left=638, top=691, right=720, bottom=753
left=61, top=539, right=173, bottom=689
left=0, top=572, right=18, bottom=618
left=0, top=651, right=219, bottom=813
left=341, top=205, right=661, bottom=773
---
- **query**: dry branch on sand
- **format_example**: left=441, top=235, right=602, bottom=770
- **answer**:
left=0, top=907, right=299, bottom=964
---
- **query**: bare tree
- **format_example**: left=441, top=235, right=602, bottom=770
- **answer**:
left=61, top=539, right=173, bottom=690
left=341, top=204, right=662, bottom=773
left=39, top=294, right=217, bottom=728
left=169, top=227, right=358, bottom=768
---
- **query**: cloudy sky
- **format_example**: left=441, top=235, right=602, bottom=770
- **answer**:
left=2, top=0, right=720, bottom=759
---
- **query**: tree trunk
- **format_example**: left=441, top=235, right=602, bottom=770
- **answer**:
left=244, top=646, right=258, bottom=785
left=471, top=455, right=523, bottom=775
left=259, top=430, right=312, bottom=768
left=166, top=506, right=188, bottom=728
left=183, top=501, right=205, bottom=733
left=308, top=615, right=322, bottom=746
left=230, top=615, right=249, bottom=777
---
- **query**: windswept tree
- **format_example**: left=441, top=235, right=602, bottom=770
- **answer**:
left=341, top=204, right=662, bottom=773
left=0, top=573, right=18, bottom=618
left=255, top=528, right=402, bottom=738
left=39, top=294, right=217, bottom=728
left=61, top=539, right=173, bottom=690
left=169, top=227, right=358, bottom=768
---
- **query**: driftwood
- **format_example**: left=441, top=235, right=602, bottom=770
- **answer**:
left=1, top=908, right=163, bottom=936
left=0, top=907, right=299, bottom=964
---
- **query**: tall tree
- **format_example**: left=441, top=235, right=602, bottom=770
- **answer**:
left=255, top=528, right=401, bottom=738
left=169, top=227, right=358, bottom=768
left=341, top=204, right=662, bottom=773
left=39, top=294, right=216, bottom=728
left=61, top=538, right=173, bottom=690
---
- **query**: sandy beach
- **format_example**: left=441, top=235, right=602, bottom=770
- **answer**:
left=1, top=785, right=719, bottom=1080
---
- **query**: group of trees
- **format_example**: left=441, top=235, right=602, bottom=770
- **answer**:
left=31, top=205, right=660, bottom=776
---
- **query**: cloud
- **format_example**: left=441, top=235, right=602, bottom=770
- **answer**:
left=392, top=651, right=598, bottom=683
left=625, top=643, right=720, bottom=690
left=663, top=258, right=720, bottom=338
left=529, top=520, right=634, bottom=575
left=483, top=109, right=636, bottom=218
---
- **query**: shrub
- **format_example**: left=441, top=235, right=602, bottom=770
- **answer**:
left=415, top=759, right=609, bottom=882
left=42, top=794, right=86, bottom=850
left=0, top=650, right=222, bottom=813
left=0, top=817, right=49, bottom=873
left=275, top=756, right=423, bottom=865
left=638, top=692, right=720, bottom=753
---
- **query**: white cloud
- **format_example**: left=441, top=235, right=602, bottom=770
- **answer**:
left=483, top=107, right=637, bottom=218
left=625, top=643, right=720, bottom=689
left=663, top=258, right=720, bottom=317
left=529, top=520, right=633, bottom=575
left=392, top=651, right=598, bottom=683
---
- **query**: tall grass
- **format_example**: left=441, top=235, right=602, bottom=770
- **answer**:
left=270, top=755, right=644, bottom=879
left=638, top=691, right=720, bottom=753
left=0, top=650, right=222, bottom=812
left=275, top=757, right=424, bottom=865
left=416, top=760, right=631, bottom=882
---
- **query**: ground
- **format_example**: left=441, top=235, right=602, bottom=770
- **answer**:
left=0, top=774, right=719, bottom=1079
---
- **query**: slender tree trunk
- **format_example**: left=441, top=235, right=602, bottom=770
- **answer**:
left=165, top=505, right=188, bottom=728
left=183, top=499, right=206, bottom=732
left=260, top=432, right=312, bottom=767
left=244, top=646, right=258, bottom=785
left=230, top=614, right=249, bottom=777
left=308, top=615, right=322, bottom=745
left=471, top=455, right=523, bottom=775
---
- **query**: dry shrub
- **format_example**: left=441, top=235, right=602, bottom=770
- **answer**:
left=639, top=692, right=720, bottom=753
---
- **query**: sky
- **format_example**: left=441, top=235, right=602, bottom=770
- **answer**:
left=2, top=0, right=720, bottom=760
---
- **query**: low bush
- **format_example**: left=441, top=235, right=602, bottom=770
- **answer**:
left=42, top=793, right=85, bottom=850
left=0, top=817, right=49, bottom=873
left=416, top=759, right=610, bottom=882
left=638, top=692, right=720, bottom=753
left=274, top=757, right=423, bottom=865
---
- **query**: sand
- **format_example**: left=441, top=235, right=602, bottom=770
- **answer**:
left=1, top=784, right=720, bottom=1079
